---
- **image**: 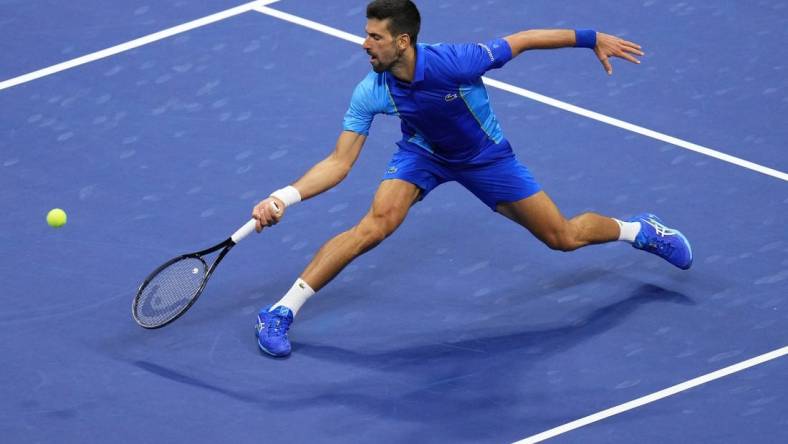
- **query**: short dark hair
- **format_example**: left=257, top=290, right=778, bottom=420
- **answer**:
left=366, top=0, right=421, bottom=46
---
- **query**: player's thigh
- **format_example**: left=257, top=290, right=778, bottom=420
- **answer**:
left=457, top=153, right=541, bottom=211
left=364, top=179, right=421, bottom=234
left=496, top=191, right=569, bottom=243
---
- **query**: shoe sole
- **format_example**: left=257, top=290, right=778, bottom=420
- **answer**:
left=673, top=229, right=693, bottom=270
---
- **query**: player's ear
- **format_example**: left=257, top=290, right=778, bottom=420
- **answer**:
left=397, top=33, right=411, bottom=50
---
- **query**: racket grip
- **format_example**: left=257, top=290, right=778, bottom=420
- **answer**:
left=231, top=219, right=258, bottom=244
left=231, top=202, right=281, bottom=244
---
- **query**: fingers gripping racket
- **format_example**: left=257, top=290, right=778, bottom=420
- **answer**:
left=133, top=208, right=274, bottom=328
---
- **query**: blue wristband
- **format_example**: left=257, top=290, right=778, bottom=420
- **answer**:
left=574, top=29, right=597, bottom=49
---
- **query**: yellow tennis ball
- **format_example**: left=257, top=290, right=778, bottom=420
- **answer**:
left=47, top=208, right=67, bottom=228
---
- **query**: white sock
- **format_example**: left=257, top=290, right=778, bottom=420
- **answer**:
left=271, top=278, right=315, bottom=316
left=613, top=218, right=641, bottom=243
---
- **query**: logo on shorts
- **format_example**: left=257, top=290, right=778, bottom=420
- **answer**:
left=387, top=166, right=398, bottom=174
left=444, top=93, right=458, bottom=102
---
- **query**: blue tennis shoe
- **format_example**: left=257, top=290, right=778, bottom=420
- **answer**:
left=255, top=305, right=294, bottom=357
left=627, top=213, right=693, bottom=270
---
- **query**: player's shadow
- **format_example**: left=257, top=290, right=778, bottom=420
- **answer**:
left=293, top=283, right=694, bottom=365
left=268, top=283, right=695, bottom=439
left=131, top=360, right=263, bottom=403
left=126, top=283, right=693, bottom=441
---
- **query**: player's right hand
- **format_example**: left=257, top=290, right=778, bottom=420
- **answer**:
left=252, top=197, right=285, bottom=232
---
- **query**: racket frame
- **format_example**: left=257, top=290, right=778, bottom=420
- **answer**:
left=132, top=237, right=236, bottom=329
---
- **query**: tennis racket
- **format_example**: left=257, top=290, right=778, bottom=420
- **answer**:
left=132, top=207, right=275, bottom=329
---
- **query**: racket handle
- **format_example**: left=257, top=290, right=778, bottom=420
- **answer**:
left=231, top=202, right=281, bottom=244
left=231, top=219, right=257, bottom=244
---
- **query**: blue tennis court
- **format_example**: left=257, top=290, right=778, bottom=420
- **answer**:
left=1, top=1, right=786, bottom=442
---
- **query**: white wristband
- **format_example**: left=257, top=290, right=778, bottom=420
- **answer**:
left=270, top=185, right=301, bottom=207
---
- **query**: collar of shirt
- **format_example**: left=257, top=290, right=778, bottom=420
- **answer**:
left=412, top=43, right=426, bottom=84
left=390, top=44, right=426, bottom=88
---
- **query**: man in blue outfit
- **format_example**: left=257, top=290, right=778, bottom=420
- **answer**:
left=251, top=0, right=692, bottom=357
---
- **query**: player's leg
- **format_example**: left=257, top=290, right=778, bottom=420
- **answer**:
left=301, top=178, right=421, bottom=290
left=496, top=191, right=620, bottom=251
left=456, top=142, right=692, bottom=268
left=497, top=193, right=693, bottom=269
left=455, top=145, right=617, bottom=250
left=256, top=179, right=421, bottom=357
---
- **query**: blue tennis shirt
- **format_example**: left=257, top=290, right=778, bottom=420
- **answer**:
left=343, top=38, right=514, bottom=163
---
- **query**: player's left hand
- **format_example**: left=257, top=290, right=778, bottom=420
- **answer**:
left=593, top=32, right=644, bottom=75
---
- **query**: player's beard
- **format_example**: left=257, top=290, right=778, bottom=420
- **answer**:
left=371, top=59, right=387, bottom=73
left=370, top=45, right=403, bottom=73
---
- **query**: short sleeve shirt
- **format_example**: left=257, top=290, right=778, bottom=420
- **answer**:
left=343, top=38, right=513, bottom=163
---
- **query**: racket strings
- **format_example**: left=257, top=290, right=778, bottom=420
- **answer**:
left=135, top=257, right=207, bottom=327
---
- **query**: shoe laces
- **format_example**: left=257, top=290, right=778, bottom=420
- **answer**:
left=640, top=218, right=678, bottom=257
left=267, top=313, right=292, bottom=337
left=646, top=238, right=675, bottom=257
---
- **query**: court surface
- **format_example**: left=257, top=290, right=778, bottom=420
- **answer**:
left=1, top=1, right=786, bottom=442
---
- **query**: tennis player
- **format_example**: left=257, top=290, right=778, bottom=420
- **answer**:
left=251, top=0, right=692, bottom=357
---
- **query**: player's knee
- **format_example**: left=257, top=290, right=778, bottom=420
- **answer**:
left=354, top=216, right=393, bottom=250
left=349, top=199, right=409, bottom=252
left=542, top=227, right=580, bottom=252
left=356, top=223, right=387, bottom=248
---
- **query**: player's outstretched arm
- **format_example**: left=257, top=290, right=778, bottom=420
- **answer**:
left=252, top=130, right=367, bottom=231
left=503, top=29, right=644, bottom=75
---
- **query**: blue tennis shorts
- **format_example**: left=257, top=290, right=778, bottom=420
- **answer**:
left=382, top=140, right=541, bottom=211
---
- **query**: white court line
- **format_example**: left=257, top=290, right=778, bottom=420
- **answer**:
left=0, top=0, right=280, bottom=92
left=515, top=346, right=788, bottom=443
left=253, top=4, right=788, bottom=183
left=254, top=4, right=364, bottom=45
left=483, top=78, right=788, bottom=182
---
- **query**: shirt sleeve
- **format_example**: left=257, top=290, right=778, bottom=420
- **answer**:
left=343, top=73, right=388, bottom=136
left=444, top=38, right=513, bottom=82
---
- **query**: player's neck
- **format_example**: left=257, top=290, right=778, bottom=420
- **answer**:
left=390, top=46, right=416, bottom=83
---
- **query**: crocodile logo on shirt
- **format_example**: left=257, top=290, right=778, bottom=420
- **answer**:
left=444, top=93, right=459, bottom=102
